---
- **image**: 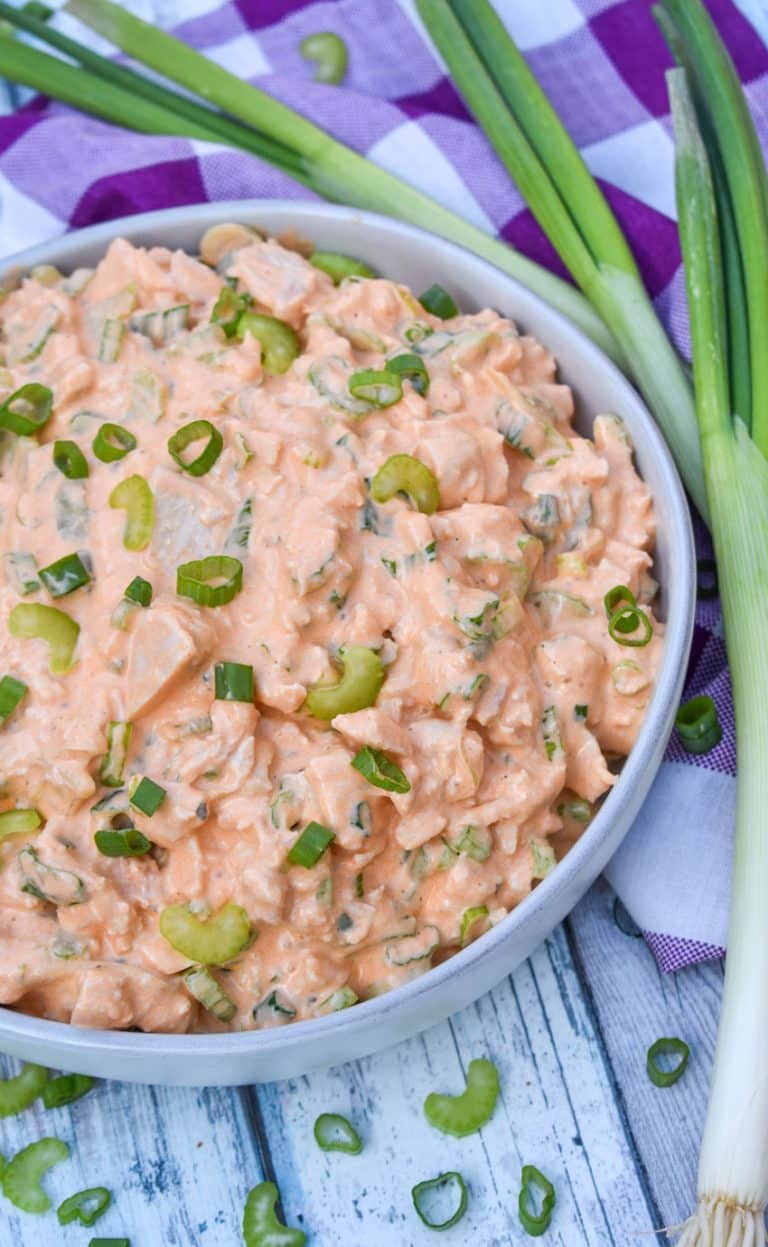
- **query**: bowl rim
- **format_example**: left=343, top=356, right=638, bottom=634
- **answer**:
left=0, top=199, right=695, bottom=1063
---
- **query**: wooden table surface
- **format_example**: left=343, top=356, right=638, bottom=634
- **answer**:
left=3, top=0, right=766, bottom=1240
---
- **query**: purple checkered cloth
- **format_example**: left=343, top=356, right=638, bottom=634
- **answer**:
left=2, top=0, right=766, bottom=973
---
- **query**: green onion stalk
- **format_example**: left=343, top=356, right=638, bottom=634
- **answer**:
left=415, top=0, right=707, bottom=519
left=0, top=0, right=616, bottom=362
left=665, top=17, right=768, bottom=1247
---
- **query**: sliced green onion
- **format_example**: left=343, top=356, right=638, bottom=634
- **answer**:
left=99, top=720, right=132, bottom=788
left=676, top=693, right=722, bottom=754
left=1, top=1137, right=69, bottom=1213
left=351, top=745, right=410, bottom=794
left=129, top=776, right=166, bottom=817
left=0, top=808, right=43, bottom=842
left=0, top=1063, right=47, bottom=1117
left=242, top=1181, right=306, bottom=1247
left=57, top=1187, right=111, bottom=1227
left=20, top=845, right=86, bottom=905
left=697, top=556, right=718, bottom=599
left=604, top=584, right=636, bottom=617
left=159, top=901, right=252, bottom=965
left=318, top=986, right=359, bottom=1013
left=183, top=965, right=236, bottom=1022
left=370, top=453, right=440, bottom=514
left=459, top=904, right=489, bottom=946
left=8, top=603, right=80, bottom=674
left=177, top=555, right=243, bottom=608
left=305, top=646, right=384, bottom=720
left=53, top=439, right=89, bottom=479
left=124, top=575, right=152, bottom=607
left=167, top=419, right=223, bottom=476
left=0, top=383, right=53, bottom=436
left=607, top=605, right=653, bottom=647
left=109, top=475, right=155, bottom=551
left=310, top=251, right=375, bottom=283
left=647, top=1036, right=690, bottom=1088
left=419, top=283, right=458, bottom=319
left=423, top=1057, right=499, bottom=1137
left=299, top=31, right=348, bottom=85
left=92, top=421, right=136, bottom=463
left=387, top=352, right=430, bottom=397
left=237, top=312, right=299, bottom=375
left=0, top=674, right=27, bottom=726
left=287, top=821, right=335, bottom=869
left=313, top=1112, right=362, bottom=1155
left=129, top=303, right=189, bottom=344
left=412, top=1171, right=469, bottom=1231
left=99, top=318, right=124, bottom=363
left=214, top=661, right=254, bottom=703
left=42, top=1073, right=93, bottom=1110
left=94, top=827, right=151, bottom=858
left=348, top=368, right=402, bottom=408
left=87, top=1240, right=130, bottom=1247
left=39, top=551, right=91, bottom=599
left=210, top=285, right=250, bottom=336
left=518, top=1165, right=556, bottom=1236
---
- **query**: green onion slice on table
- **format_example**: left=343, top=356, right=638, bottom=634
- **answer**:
left=214, top=661, right=254, bottom=703
left=387, top=352, right=430, bottom=396
left=348, top=368, right=402, bottom=409
left=418, top=283, right=458, bottom=319
left=87, top=1240, right=130, bottom=1247
left=39, top=552, right=91, bottom=599
left=53, top=439, right=89, bottom=479
left=159, top=901, right=252, bottom=965
left=423, top=1057, right=500, bottom=1136
left=310, top=251, right=375, bottom=283
left=176, top=555, right=243, bottom=607
left=287, top=822, right=335, bottom=869
left=675, top=694, right=722, bottom=755
left=0, top=674, right=27, bottom=725
left=518, top=1165, right=556, bottom=1237
left=42, top=1073, right=93, bottom=1110
left=237, top=312, right=299, bottom=375
left=129, top=775, right=166, bottom=817
left=646, top=1037, right=690, bottom=1088
left=305, top=646, right=385, bottom=720
left=0, top=1063, right=48, bottom=1117
left=242, top=1181, right=306, bottom=1247
left=1, top=1137, right=69, bottom=1212
left=299, top=31, right=348, bottom=85
left=0, top=809, right=43, bottom=842
left=92, top=421, right=136, bottom=463
left=313, top=1112, right=363, bottom=1155
left=167, top=419, right=223, bottom=476
left=94, top=827, right=152, bottom=858
left=350, top=745, right=410, bottom=794
left=0, top=383, right=53, bottom=435
left=57, top=1186, right=111, bottom=1227
left=8, top=603, right=80, bottom=674
left=370, top=453, right=440, bottom=514
left=412, top=1171, right=469, bottom=1231
left=109, top=475, right=155, bottom=551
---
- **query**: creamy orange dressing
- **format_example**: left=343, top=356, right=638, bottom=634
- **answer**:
left=0, top=228, right=662, bottom=1033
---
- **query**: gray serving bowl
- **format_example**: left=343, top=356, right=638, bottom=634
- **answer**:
left=0, top=202, right=695, bottom=1086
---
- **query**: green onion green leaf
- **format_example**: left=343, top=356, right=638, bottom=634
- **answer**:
left=0, top=383, right=53, bottom=436
left=167, top=419, right=223, bottom=477
left=39, top=551, right=91, bottom=599
left=92, top=421, right=136, bottom=463
left=518, top=1164, right=556, bottom=1236
left=94, top=827, right=152, bottom=858
left=176, top=555, right=243, bottom=607
left=387, top=352, right=430, bottom=396
left=412, top=1171, right=469, bottom=1231
left=214, top=661, right=254, bottom=703
left=310, top=251, right=375, bottom=283
left=350, top=745, right=410, bottom=794
left=675, top=693, right=722, bottom=754
left=124, top=575, right=153, bottom=607
left=53, top=439, right=89, bottom=479
left=42, top=1072, right=93, bottom=1110
left=0, top=674, right=27, bottom=726
left=129, top=775, right=167, bottom=817
left=419, top=283, right=458, bottom=319
left=57, top=1186, right=111, bottom=1227
left=287, top=821, right=335, bottom=869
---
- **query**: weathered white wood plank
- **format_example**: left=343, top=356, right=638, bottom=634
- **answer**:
left=568, top=878, right=723, bottom=1231
left=256, top=923, right=658, bottom=1246
left=0, top=1055, right=265, bottom=1244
